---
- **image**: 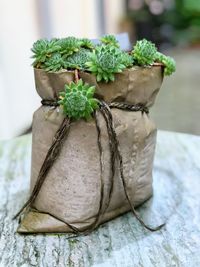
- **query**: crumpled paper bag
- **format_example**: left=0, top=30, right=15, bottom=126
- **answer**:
left=18, top=66, right=163, bottom=233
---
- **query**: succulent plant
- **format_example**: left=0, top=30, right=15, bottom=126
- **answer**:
left=79, top=38, right=94, bottom=49
left=132, top=39, right=157, bottom=66
left=44, top=53, right=65, bottom=72
left=155, top=52, right=176, bottom=76
left=58, top=79, right=99, bottom=120
left=64, top=48, right=92, bottom=70
left=86, top=45, right=126, bottom=82
left=58, top=37, right=81, bottom=57
left=120, top=51, right=134, bottom=68
left=31, top=36, right=176, bottom=78
left=31, top=39, right=61, bottom=68
left=100, top=34, right=120, bottom=48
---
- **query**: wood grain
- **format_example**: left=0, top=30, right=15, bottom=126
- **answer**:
left=0, top=131, right=200, bottom=267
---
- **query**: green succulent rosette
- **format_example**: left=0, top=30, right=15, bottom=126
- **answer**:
left=86, top=45, right=126, bottom=82
left=64, top=48, right=92, bottom=70
left=58, top=79, right=99, bottom=120
left=100, top=34, right=120, bottom=48
left=31, top=39, right=61, bottom=68
left=132, top=39, right=157, bottom=66
left=155, top=52, right=176, bottom=76
left=79, top=38, right=94, bottom=49
left=44, top=53, right=65, bottom=72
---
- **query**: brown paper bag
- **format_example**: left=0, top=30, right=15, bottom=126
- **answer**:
left=18, top=66, right=163, bottom=233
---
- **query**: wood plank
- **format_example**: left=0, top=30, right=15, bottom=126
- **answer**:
left=0, top=131, right=200, bottom=266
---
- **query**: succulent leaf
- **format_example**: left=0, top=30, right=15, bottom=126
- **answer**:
left=132, top=39, right=157, bottom=66
left=58, top=79, right=99, bottom=120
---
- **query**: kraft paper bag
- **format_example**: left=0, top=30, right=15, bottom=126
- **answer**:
left=18, top=66, right=163, bottom=233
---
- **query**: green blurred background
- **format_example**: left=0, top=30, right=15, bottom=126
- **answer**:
left=125, top=0, right=200, bottom=48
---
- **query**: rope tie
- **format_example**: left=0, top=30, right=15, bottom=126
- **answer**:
left=41, top=99, right=149, bottom=113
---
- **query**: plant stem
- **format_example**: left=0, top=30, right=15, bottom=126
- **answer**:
left=74, top=69, right=79, bottom=83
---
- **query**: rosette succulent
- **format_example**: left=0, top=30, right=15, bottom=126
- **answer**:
left=44, top=53, right=65, bottom=72
left=79, top=38, right=94, bottom=49
left=100, top=35, right=119, bottom=48
left=120, top=51, right=134, bottom=68
left=132, top=39, right=157, bottom=66
left=58, top=79, right=99, bottom=120
left=58, top=37, right=81, bottom=57
left=31, top=38, right=61, bottom=68
left=86, top=45, right=126, bottom=82
left=155, top=52, right=176, bottom=76
left=64, top=48, right=92, bottom=70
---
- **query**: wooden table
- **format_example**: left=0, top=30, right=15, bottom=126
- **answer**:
left=0, top=131, right=200, bottom=267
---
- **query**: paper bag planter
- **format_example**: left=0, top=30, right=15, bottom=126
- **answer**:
left=15, top=36, right=176, bottom=234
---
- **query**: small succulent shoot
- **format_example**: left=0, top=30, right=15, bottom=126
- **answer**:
left=86, top=45, right=126, bottom=82
left=155, top=52, right=176, bottom=76
left=79, top=38, right=94, bottom=50
left=58, top=37, right=81, bottom=57
left=64, top=48, right=92, bottom=70
left=132, top=39, right=157, bottom=66
left=31, top=38, right=61, bottom=68
left=100, top=34, right=120, bottom=48
left=120, top=51, right=134, bottom=68
left=58, top=79, right=99, bottom=120
left=44, top=53, right=65, bottom=72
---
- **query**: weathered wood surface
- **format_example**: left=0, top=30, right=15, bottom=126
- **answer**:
left=0, top=131, right=200, bottom=267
